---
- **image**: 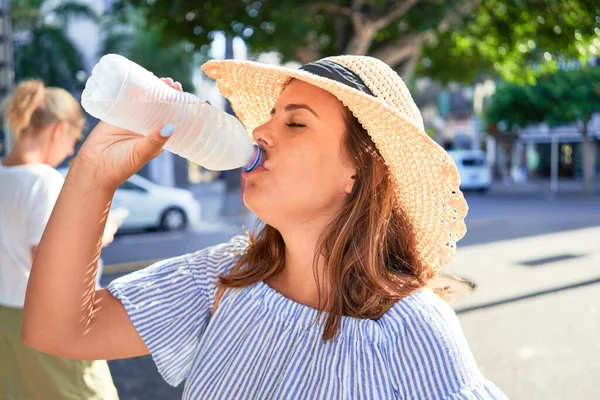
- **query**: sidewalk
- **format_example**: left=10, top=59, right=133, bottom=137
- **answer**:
left=447, top=225, right=600, bottom=310
left=446, top=226, right=600, bottom=399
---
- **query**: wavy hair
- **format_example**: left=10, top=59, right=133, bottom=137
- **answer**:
left=213, top=106, right=445, bottom=341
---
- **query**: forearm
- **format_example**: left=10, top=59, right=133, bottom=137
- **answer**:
left=23, top=157, right=116, bottom=348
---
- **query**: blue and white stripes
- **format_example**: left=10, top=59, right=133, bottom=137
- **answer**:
left=108, top=236, right=507, bottom=399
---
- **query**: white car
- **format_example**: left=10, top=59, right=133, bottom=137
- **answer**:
left=58, top=168, right=201, bottom=231
left=447, top=150, right=492, bottom=193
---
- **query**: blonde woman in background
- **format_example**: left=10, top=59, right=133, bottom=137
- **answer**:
left=0, top=80, right=119, bottom=399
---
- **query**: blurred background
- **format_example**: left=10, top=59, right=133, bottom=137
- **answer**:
left=1, top=0, right=599, bottom=398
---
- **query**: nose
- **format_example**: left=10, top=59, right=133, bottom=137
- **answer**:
left=252, top=119, right=275, bottom=148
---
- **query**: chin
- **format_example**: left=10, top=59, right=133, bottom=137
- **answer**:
left=243, top=189, right=264, bottom=217
left=243, top=189, right=281, bottom=227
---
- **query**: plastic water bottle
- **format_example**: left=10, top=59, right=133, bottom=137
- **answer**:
left=81, top=53, right=263, bottom=172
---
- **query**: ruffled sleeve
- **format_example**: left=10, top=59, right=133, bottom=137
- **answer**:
left=107, top=235, right=248, bottom=386
left=445, top=382, right=508, bottom=399
left=381, top=289, right=508, bottom=399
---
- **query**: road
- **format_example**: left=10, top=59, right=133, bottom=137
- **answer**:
left=99, top=192, right=600, bottom=399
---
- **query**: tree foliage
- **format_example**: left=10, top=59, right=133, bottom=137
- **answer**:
left=115, top=0, right=465, bottom=79
left=118, top=0, right=599, bottom=85
left=100, top=7, right=195, bottom=90
left=486, top=67, right=600, bottom=129
left=11, top=0, right=98, bottom=91
left=422, top=0, right=600, bottom=85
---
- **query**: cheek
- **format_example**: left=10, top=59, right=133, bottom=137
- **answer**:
left=280, top=145, right=347, bottom=200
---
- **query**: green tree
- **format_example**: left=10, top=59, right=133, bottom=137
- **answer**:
left=117, top=0, right=598, bottom=85
left=99, top=7, right=195, bottom=91
left=421, top=0, right=600, bottom=85
left=486, top=67, right=600, bottom=193
left=116, top=0, right=471, bottom=80
left=11, top=0, right=98, bottom=91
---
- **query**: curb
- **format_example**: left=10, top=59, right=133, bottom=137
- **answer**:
left=104, top=259, right=161, bottom=275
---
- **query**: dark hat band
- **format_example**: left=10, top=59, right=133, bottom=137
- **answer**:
left=299, top=59, right=374, bottom=97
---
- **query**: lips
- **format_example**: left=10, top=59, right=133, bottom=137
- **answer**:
left=242, top=162, right=268, bottom=179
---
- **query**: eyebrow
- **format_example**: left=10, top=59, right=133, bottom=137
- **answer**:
left=270, top=104, right=320, bottom=119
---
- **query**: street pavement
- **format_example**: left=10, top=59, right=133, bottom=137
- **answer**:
left=99, top=189, right=600, bottom=399
left=447, top=226, right=600, bottom=399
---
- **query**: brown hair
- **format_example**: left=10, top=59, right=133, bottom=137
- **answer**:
left=2, top=79, right=85, bottom=140
left=213, top=107, right=444, bottom=341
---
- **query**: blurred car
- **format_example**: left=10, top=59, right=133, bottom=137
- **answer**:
left=447, top=150, right=492, bottom=193
left=58, top=168, right=201, bottom=231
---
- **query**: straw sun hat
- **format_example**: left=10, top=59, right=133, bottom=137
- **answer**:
left=201, top=55, right=468, bottom=270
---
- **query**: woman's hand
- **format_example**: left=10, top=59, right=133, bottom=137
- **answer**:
left=76, top=78, right=184, bottom=190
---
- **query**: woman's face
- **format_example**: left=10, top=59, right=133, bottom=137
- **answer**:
left=243, top=79, right=356, bottom=230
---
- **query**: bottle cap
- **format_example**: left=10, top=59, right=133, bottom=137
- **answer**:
left=242, top=144, right=264, bottom=172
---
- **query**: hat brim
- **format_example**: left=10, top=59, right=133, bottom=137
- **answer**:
left=202, top=59, right=468, bottom=270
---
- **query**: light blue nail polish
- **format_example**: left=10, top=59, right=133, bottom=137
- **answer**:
left=161, top=124, right=176, bottom=137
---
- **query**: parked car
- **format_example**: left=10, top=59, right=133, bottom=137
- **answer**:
left=58, top=168, right=201, bottom=231
left=447, top=150, right=492, bottom=193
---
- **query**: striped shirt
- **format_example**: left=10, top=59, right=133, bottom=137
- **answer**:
left=108, top=235, right=507, bottom=399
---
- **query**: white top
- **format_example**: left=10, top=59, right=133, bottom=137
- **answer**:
left=0, top=162, right=64, bottom=308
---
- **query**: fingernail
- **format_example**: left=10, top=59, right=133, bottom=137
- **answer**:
left=166, top=77, right=174, bottom=84
left=175, top=81, right=182, bottom=88
left=161, top=124, right=176, bottom=137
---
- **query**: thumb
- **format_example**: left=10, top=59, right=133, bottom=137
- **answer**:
left=134, top=124, right=176, bottom=163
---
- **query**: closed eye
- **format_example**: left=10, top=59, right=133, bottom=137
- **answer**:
left=286, top=123, right=305, bottom=128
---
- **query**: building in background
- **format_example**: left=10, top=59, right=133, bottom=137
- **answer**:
left=515, top=116, right=600, bottom=180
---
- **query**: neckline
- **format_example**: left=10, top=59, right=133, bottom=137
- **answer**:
left=250, top=279, right=430, bottom=342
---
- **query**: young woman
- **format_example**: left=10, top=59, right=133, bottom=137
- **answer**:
left=23, top=57, right=507, bottom=399
left=0, top=80, right=119, bottom=399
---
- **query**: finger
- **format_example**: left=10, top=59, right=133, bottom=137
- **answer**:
left=160, top=77, right=175, bottom=86
left=133, top=124, right=176, bottom=164
left=160, top=77, right=182, bottom=92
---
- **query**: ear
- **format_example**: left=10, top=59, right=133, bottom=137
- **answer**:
left=49, top=121, right=67, bottom=141
left=344, top=170, right=357, bottom=195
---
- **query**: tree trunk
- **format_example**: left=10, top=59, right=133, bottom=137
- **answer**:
left=395, top=43, right=422, bottom=82
left=581, top=124, right=596, bottom=195
left=295, top=32, right=321, bottom=64
left=344, top=25, right=376, bottom=55
left=370, top=34, right=425, bottom=81
left=295, top=45, right=320, bottom=64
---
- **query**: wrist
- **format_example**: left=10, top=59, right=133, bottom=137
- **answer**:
left=68, top=156, right=119, bottom=194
